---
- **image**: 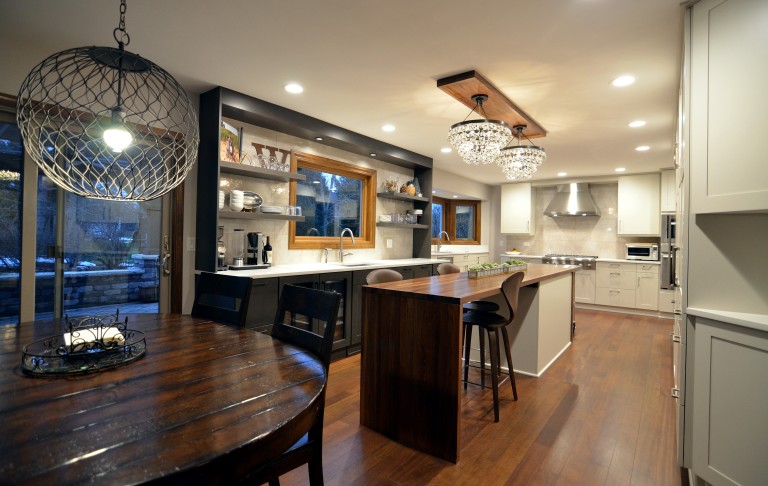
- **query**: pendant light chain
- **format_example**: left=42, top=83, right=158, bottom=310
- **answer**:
left=16, top=0, right=199, bottom=200
left=113, top=0, right=130, bottom=47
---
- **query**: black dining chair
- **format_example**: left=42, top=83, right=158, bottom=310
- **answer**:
left=191, top=272, right=253, bottom=326
left=462, top=271, right=524, bottom=422
left=247, top=284, right=341, bottom=486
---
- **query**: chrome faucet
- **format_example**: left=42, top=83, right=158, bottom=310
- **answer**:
left=339, top=227, right=355, bottom=263
left=437, top=230, right=450, bottom=252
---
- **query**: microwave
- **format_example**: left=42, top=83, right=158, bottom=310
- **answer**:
left=626, top=243, right=659, bottom=261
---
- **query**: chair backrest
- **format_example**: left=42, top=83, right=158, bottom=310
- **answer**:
left=191, top=272, right=253, bottom=326
left=436, top=262, right=461, bottom=275
left=271, top=284, right=342, bottom=369
left=501, top=271, right=525, bottom=322
left=365, top=268, right=404, bottom=284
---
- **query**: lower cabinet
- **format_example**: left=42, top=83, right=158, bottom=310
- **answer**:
left=594, top=261, right=660, bottom=311
left=692, top=317, right=768, bottom=485
left=440, top=252, right=489, bottom=272
left=244, top=277, right=279, bottom=333
left=242, top=264, right=436, bottom=358
left=574, top=269, right=596, bottom=304
left=659, top=289, right=676, bottom=313
left=596, top=262, right=636, bottom=307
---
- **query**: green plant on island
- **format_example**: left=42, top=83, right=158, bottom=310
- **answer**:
left=504, top=259, right=526, bottom=266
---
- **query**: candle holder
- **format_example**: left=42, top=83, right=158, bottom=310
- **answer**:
left=21, top=310, right=146, bottom=376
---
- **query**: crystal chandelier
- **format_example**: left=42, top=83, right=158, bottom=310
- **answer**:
left=16, top=0, right=198, bottom=201
left=497, top=125, right=546, bottom=180
left=447, top=94, right=512, bottom=165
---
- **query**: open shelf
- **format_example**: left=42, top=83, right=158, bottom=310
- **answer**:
left=376, top=222, right=429, bottom=229
left=219, top=210, right=305, bottom=222
left=219, top=161, right=306, bottom=182
left=377, top=192, right=430, bottom=203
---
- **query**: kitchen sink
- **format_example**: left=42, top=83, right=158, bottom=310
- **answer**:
left=336, top=262, right=379, bottom=267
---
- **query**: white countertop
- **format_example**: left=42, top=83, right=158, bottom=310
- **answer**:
left=215, top=258, right=444, bottom=279
left=497, top=254, right=660, bottom=265
left=687, top=307, right=768, bottom=333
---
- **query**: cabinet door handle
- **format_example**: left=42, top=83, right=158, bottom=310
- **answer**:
left=527, top=220, right=530, bottom=232
left=672, top=335, right=681, bottom=343
left=671, top=387, right=680, bottom=399
left=253, top=281, right=268, bottom=288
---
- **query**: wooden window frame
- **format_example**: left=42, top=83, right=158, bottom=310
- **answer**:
left=288, top=152, right=376, bottom=250
left=432, top=196, right=481, bottom=245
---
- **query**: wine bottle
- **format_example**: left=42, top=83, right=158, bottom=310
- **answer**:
left=263, top=236, right=272, bottom=265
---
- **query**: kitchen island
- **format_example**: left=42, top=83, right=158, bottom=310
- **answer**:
left=360, top=263, right=577, bottom=463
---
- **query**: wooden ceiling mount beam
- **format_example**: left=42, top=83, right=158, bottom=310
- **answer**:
left=437, top=70, right=547, bottom=139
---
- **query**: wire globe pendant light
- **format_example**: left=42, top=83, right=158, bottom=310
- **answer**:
left=447, top=94, right=512, bottom=165
left=497, top=125, right=546, bottom=180
left=16, top=0, right=198, bottom=201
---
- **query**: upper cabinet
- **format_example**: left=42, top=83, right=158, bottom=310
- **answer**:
left=618, top=174, right=660, bottom=236
left=500, top=183, right=535, bottom=235
left=689, top=0, right=768, bottom=214
left=661, top=169, right=676, bottom=213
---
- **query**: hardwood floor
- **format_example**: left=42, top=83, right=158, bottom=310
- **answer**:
left=280, top=309, right=682, bottom=485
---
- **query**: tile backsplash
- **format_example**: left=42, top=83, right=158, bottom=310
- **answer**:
left=504, top=183, right=659, bottom=259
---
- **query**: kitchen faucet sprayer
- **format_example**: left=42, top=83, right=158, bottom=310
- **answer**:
left=339, top=227, right=355, bottom=263
left=437, top=230, right=450, bottom=252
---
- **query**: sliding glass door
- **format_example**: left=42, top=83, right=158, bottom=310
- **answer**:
left=0, top=110, right=173, bottom=324
left=0, top=116, right=23, bottom=324
left=34, top=185, right=170, bottom=320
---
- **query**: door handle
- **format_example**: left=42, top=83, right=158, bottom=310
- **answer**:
left=671, top=387, right=679, bottom=399
left=161, top=236, right=171, bottom=276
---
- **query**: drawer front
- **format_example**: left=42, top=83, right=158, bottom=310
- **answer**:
left=596, top=261, right=638, bottom=272
left=636, top=263, right=659, bottom=273
left=596, top=268, right=636, bottom=290
left=596, top=287, right=636, bottom=308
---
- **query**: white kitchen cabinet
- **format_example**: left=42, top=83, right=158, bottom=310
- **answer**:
left=441, top=253, right=487, bottom=272
left=660, top=169, right=676, bottom=213
left=617, top=174, right=660, bottom=236
left=659, top=289, right=675, bottom=313
left=689, top=0, right=768, bottom=214
left=636, top=271, right=659, bottom=311
left=595, top=261, right=661, bottom=311
left=692, top=316, right=768, bottom=486
left=596, top=287, right=636, bottom=308
left=500, top=183, right=535, bottom=235
left=596, top=263, right=636, bottom=290
left=574, top=269, right=596, bottom=304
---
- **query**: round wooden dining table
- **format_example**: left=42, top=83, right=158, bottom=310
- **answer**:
left=0, top=313, right=326, bottom=485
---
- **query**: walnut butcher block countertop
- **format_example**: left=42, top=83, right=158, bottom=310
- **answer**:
left=365, top=263, right=579, bottom=303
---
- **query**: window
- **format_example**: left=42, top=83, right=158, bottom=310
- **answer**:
left=289, top=152, right=376, bottom=249
left=431, top=196, right=481, bottom=245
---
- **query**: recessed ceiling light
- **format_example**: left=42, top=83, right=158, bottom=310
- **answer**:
left=452, top=195, right=458, bottom=198
left=615, top=167, right=626, bottom=172
left=369, top=152, right=377, bottom=157
left=628, top=120, right=646, bottom=128
left=432, top=190, right=436, bottom=194
left=611, top=75, right=636, bottom=87
left=314, top=136, right=324, bottom=141
left=635, top=145, right=650, bottom=151
left=284, top=83, right=304, bottom=94
left=382, top=124, right=395, bottom=132
left=558, top=172, right=567, bottom=177
left=441, top=147, right=452, bottom=153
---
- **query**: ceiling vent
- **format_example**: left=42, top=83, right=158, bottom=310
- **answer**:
left=544, top=183, right=601, bottom=217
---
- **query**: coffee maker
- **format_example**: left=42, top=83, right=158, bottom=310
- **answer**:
left=246, top=232, right=269, bottom=267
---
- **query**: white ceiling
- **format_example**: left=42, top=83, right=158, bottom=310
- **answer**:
left=0, top=0, right=684, bottom=186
